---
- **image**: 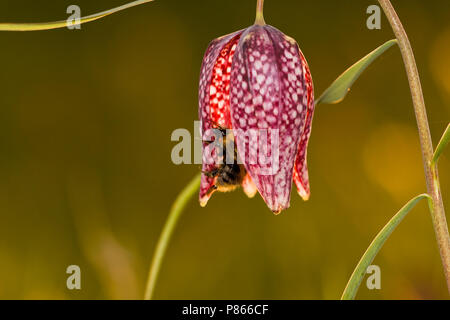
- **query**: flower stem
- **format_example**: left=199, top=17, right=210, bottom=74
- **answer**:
left=378, top=0, right=450, bottom=293
left=144, top=174, right=201, bottom=300
left=255, top=0, right=265, bottom=26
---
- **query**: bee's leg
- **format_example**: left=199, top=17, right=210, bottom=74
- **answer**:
left=203, top=140, right=215, bottom=146
left=207, top=184, right=218, bottom=195
left=207, top=120, right=226, bottom=131
left=202, top=168, right=220, bottom=178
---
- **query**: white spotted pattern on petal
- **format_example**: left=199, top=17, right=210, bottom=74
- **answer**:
left=229, top=25, right=310, bottom=213
left=198, top=30, right=244, bottom=206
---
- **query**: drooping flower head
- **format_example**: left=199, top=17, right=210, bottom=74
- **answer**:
left=198, top=0, right=314, bottom=214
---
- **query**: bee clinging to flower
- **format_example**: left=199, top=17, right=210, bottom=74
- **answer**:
left=202, top=125, right=247, bottom=195
left=199, top=0, right=314, bottom=214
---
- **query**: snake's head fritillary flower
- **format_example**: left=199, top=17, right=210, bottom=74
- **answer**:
left=198, top=0, right=314, bottom=214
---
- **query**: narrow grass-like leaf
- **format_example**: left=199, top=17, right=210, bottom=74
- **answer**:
left=0, top=0, right=154, bottom=31
left=316, top=39, right=397, bottom=105
left=432, top=123, right=450, bottom=165
left=341, top=194, right=431, bottom=300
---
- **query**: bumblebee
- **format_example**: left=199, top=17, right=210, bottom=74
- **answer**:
left=203, top=125, right=247, bottom=195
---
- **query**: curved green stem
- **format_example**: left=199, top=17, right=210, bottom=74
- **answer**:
left=378, top=0, right=450, bottom=293
left=255, top=0, right=266, bottom=26
left=0, top=0, right=154, bottom=31
left=144, top=174, right=201, bottom=300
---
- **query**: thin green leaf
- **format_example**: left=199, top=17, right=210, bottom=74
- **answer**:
left=0, top=0, right=154, bottom=31
left=432, top=123, right=450, bottom=165
left=317, top=39, right=398, bottom=105
left=341, top=194, right=431, bottom=300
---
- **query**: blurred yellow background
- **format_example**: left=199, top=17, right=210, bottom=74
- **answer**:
left=0, top=0, right=449, bottom=299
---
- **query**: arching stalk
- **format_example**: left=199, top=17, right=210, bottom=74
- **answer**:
left=378, top=0, right=450, bottom=292
left=255, top=0, right=266, bottom=26
left=144, top=174, right=201, bottom=300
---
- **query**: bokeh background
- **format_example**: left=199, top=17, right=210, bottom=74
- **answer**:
left=0, top=0, right=449, bottom=300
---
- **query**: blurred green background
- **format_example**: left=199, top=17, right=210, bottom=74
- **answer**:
left=0, top=0, right=449, bottom=300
